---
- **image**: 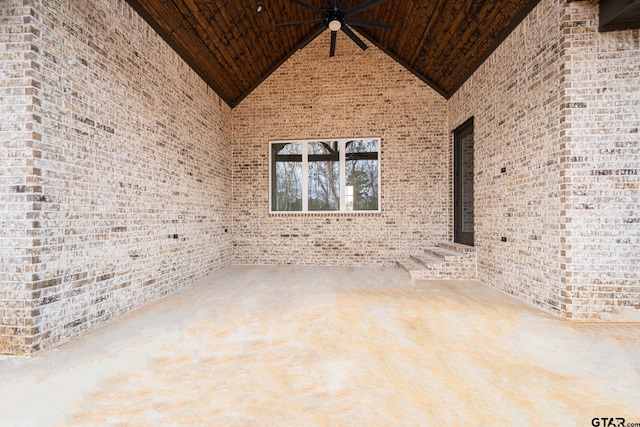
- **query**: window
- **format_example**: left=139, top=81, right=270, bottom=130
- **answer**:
left=270, top=138, right=380, bottom=213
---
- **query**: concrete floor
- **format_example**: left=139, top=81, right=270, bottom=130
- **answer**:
left=1, top=266, right=639, bottom=426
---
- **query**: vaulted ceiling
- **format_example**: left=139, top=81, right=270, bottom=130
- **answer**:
left=125, top=0, right=541, bottom=107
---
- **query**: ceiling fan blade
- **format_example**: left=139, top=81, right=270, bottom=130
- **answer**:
left=330, top=30, right=337, bottom=57
left=339, top=0, right=349, bottom=8
left=276, top=19, right=324, bottom=27
left=347, top=18, right=393, bottom=30
left=345, top=0, right=388, bottom=17
left=341, top=25, right=368, bottom=50
left=298, top=25, right=326, bottom=51
left=292, top=0, right=325, bottom=15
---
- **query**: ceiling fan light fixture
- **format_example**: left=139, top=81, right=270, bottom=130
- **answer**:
left=278, top=0, right=392, bottom=56
left=328, top=19, right=341, bottom=31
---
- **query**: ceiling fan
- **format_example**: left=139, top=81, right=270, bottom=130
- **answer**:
left=277, top=0, right=393, bottom=57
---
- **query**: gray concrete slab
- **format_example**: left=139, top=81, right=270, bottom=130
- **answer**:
left=1, top=265, right=639, bottom=426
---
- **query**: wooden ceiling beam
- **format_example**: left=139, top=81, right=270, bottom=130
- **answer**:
left=600, top=0, right=640, bottom=31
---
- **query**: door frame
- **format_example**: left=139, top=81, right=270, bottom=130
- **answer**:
left=453, top=117, right=474, bottom=246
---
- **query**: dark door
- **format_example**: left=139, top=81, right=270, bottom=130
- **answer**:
left=454, top=118, right=474, bottom=246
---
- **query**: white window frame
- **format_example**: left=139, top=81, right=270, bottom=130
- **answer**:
left=269, top=138, right=381, bottom=214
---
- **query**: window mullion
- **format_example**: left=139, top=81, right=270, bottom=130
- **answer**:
left=302, top=141, right=308, bottom=212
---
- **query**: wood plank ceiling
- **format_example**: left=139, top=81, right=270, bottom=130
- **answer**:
left=125, top=0, right=541, bottom=107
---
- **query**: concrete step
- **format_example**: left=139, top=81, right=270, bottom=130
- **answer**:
left=424, top=246, right=463, bottom=260
left=410, top=253, right=443, bottom=268
left=397, top=241, right=478, bottom=280
left=437, top=241, right=476, bottom=253
left=395, top=259, right=423, bottom=274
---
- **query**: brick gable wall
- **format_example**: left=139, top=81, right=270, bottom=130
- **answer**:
left=232, top=30, right=450, bottom=266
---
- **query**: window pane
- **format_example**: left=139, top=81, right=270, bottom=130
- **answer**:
left=271, top=142, right=302, bottom=211
left=308, top=141, right=340, bottom=211
left=345, top=139, right=378, bottom=211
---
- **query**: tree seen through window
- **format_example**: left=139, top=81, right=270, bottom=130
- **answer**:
left=271, top=138, right=379, bottom=212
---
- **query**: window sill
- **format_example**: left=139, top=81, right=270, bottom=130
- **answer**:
left=269, top=211, right=381, bottom=217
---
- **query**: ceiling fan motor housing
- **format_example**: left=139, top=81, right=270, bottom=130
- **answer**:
left=278, top=0, right=392, bottom=56
left=325, top=9, right=344, bottom=31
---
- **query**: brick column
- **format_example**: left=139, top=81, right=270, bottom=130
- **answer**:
left=1, top=1, right=40, bottom=355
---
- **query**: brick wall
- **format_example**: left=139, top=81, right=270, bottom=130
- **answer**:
left=0, top=0, right=38, bottom=354
left=3, top=0, right=638, bottom=355
left=449, top=0, right=640, bottom=320
left=560, top=2, right=640, bottom=320
left=232, top=30, right=450, bottom=266
left=449, top=0, right=566, bottom=317
left=1, top=0, right=233, bottom=355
